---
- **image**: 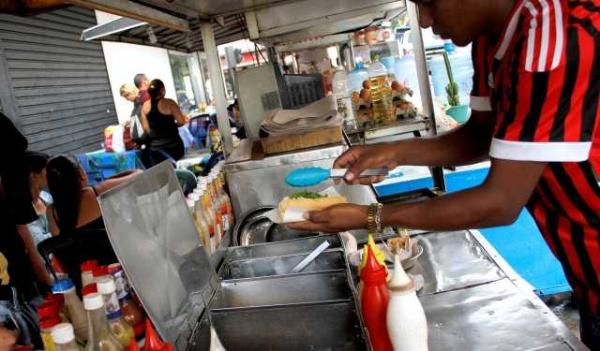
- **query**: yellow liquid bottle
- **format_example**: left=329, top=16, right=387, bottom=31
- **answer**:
left=368, top=61, right=394, bottom=124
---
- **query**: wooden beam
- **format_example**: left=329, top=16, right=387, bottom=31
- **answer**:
left=64, top=0, right=190, bottom=32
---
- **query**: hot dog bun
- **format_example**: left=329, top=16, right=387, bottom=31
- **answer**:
left=279, top=192, right=347, bottom=217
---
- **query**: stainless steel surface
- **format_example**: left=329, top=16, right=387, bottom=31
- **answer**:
left=226, top=143, right=343, bottom=170
left=211, top=271, right=351, bottom=309
left=225, top=144, right=378, bottom=222
left=97, top=162, right=216, bottom=346
left=237, top=214, right=319, bottom=246
left=220, top=250, right=346, bottom=279
left=209, top=301, right=366, bottom=351
left=409, top=231, right=506, bottom=295
left=226, top=234, right=342, bottom=261
left=290, top=240, right=331, bottom=273
left=423, top=279, right=580, bottom=351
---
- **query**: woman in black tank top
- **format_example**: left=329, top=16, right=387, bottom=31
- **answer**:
left=140, top=79, right=188, bottom=164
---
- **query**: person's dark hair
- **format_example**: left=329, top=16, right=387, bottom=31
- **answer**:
left=24, top=151, right=49, bottom=174
left=133, top=73, right=147, bottom=89
left=227, top=98, right=239, bottom=113
left=47, top=156, right=82, bottom=235
left=147, top=79, right=165, bottom=102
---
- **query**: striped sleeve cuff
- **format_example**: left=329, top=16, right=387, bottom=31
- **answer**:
left=490, top=138, right=592, bottom=162
left=469, top=96, right=492, bottom=112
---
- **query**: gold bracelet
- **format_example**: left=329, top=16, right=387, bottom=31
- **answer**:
left=367, top=203, right=383, bottom=234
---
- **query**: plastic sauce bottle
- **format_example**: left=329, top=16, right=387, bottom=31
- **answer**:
left=387, top=254, right=428, bottom=351
left=96, top=277, right=135, bottom=347
left=40, top=316, right=61, bottom=351
left=52, top=279, right=88, bottom=342
left=80, top=260, right=98, bottom=288
left=83, top=293, right=123, bottom=351
left=52, top=323, right=83, bottom=351
left=360, top=245, right=393, bottom=351
left=107, top=265, right=145, bottom=341
left=368, top=61, right=394, bottom=124
left=332, top=67, right=356, bottom=123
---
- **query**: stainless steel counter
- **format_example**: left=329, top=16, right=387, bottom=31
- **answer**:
left=401, top=230, right=586, bottom=351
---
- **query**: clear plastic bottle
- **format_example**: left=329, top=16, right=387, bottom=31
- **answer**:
left=83, top=293, right=123, bottom=351
left=96, top=277, right=135, bottom=347
left=201, top=188, right=217, bottom=253
left=368, top=61, right=394, bottom=124
left=52, top=279, right=88, bottom=343
left=52, top=323, right=83, bottom=351
left=332, top=67, right=356, bottom=123
left=40, top=316, right=61, bottom=351
left=207, top=176, right=223, bottom=245
left=216, top=172, right=233, bottom=233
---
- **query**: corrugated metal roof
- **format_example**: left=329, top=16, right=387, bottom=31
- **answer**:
left=85, top=14, right=249, bottom=53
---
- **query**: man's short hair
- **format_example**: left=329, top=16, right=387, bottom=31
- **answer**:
left=133, top=73, right=147, bottom=88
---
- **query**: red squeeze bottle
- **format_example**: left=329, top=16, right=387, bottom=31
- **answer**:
left=360, top=245, right=393, bottom=351
left=144, top=319, right=165, bottom=351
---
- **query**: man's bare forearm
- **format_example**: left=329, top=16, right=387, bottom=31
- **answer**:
left=391, top=111, right=494, bottom=167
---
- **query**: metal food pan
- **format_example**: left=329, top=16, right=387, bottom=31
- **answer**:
left=225, top=234, right=341, bottom=261
left=209, top=300, right=367, bottom=351
left=220, top=249, right=346, bottom=280
left=211, top=271, right=352, bottom=309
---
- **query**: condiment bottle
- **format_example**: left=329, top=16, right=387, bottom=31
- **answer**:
left=80, top=260, right=98, bottom=288
left=96, top=277, right=135, bottom=347
left=360, top=245, right=393, bottom=351
left=40, top=316, right=61, bottom=351
left=367, top=234, right=386, bottom=266
left=144, top=319, right=165, bottom=351
left=52, top=279, right=88, bottom=342
left=368, top=61, right=394, bottom=124
left=83, top=293, right=123, bottom=351
left=387, top=254, right=428, bottom=351
left=52, top=323, right=83, bottom=351
left=92, top=266, right=110, bottom=283
left=108, top=264, right=145, bottom=341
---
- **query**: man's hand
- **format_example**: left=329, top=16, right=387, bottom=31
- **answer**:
left=335, top=144, right=398, bottom=185
left=287, top=204, right=368, bottom=233
left=0, top=326, right=17, bottom=351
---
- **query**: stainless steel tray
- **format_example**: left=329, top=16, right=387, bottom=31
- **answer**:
left=220, top=249, right=346, bottom=279
left=225, top=234, right=341, bottom=261
left=211, top=271, right=352, bottom=309
left=209, top=301, right=366, bottom=351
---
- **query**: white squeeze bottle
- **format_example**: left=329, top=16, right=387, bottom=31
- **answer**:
left=386, top=254, right=428, bottom=351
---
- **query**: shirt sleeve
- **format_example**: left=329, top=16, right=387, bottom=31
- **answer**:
left=490, top=13, right=599, bottom=162
left=469, top=36, right=493, bottom=112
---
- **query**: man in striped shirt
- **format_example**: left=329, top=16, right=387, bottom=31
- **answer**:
left=290, top=0, right=600, bottom=347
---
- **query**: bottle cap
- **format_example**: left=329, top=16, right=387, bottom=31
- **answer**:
left=92, top=265, right=109, bottom=278
left=83, top=293, right=104, bottom=310
left=39, top=316, right=61, bottom=330
left=107, top=263, right=122, bottom=274
left=51, top=323, right=75, bottom=344
left=37, top=301, right=60, bottom=319
left=82, top=283, right=98, bottom=296
left=186, top=198, right=195, bottom=208
left=80, top=260, right=98, bottom=272
left=52, top=278, right=75, bottom=293
left=96, top=277, right=116, bottom=295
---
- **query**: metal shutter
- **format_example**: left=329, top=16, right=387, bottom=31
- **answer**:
left=0, top=7, right=117, bottom=155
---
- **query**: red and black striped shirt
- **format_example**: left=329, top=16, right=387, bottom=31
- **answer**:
left=471, top=0, right=600, bottom=312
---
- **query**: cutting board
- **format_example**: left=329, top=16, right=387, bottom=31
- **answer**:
left=251, top=126, right=343, bottom=159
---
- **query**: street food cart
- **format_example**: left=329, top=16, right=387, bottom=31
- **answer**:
left=20, top=0, right=585, bottom=349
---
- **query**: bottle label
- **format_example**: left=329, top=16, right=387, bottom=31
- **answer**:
left=103, top=293, right=122, bottom=317
left=111, top=269, right=131, bottom=300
